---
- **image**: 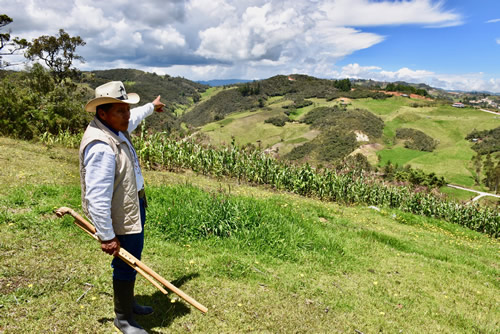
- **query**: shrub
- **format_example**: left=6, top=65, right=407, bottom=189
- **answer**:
left=382, top=162, right=446, bottom=188
left=333, top=78, right=352, bottom=92
left=183, top=88, right=261, bottom=127
left=0, top=65, right=91, bottom=140
left=396, top=128, right=438, bottom=152
left=385, top=83, right=429, bottom=97
left=264, top=115, right=288, bottom=127
left=282, top=98, right=313, bottom=109
left=303, top=106, right=384, bottom=139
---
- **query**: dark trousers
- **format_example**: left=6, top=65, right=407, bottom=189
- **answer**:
left=112, top=198, right=146, bottom=281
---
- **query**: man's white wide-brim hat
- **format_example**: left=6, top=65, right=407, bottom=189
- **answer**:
left=85, top=81, right=140, bottom=112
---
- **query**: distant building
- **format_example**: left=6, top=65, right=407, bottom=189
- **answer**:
left=452, top=102, right=465, bottom=108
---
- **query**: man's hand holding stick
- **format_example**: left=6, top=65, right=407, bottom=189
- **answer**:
left=55, top=206, right=208, bottom=314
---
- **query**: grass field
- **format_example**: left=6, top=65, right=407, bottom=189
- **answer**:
left=198, top=94, right=499, bottom=193
left=349, top=97, right=500, bottom=188
left=200, top=97, right=322, bottom=154
left=0, top=137, right=499, bottom=333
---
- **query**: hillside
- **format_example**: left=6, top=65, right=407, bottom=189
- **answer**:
left=1, top=67, right=498, bottom=198
left=195, top=88, right=500, bottom=199
left=350, top=98, right=499, bottom=187
left=0, top=137, right=498, bottom=333
left=80, top=68, right=209, bottom=132
left=182, top=74, right=388, bottom=128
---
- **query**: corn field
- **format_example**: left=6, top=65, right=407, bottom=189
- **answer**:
left=132, top=132, right=499, bottom=237
left=41, top=130, right=499, bottom=237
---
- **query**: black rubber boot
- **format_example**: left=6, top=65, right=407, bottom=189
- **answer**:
left=133, top=299, right=154, bottom=316
left=130, top=279, right=153, bottom=315
left=113, top=280, right=148, bottom=334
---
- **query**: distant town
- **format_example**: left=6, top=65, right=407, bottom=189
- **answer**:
left=452, top=97, right=500, bottom=111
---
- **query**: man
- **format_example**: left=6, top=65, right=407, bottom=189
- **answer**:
left=79, top=81, right=165, bottom=334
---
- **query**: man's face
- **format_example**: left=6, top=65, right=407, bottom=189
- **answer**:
left=98, top=103, right=130, bottom=132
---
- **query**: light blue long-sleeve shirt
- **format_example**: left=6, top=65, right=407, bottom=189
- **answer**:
left=83, top=103, right=154, bottom=241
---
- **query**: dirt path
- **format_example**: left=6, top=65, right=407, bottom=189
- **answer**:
left=447, top=184, right=500, bottom=202
left=479, top=108, right=500, bottom=116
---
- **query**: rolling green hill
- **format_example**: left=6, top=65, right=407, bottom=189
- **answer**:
left=350, top=98, right=499, bottom=187
left=195, top=88, right=499, bottom=197
left=1, top=66, right=498, bottom=198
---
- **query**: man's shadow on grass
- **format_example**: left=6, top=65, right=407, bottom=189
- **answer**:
left=99, top=273, right=200, bottom=333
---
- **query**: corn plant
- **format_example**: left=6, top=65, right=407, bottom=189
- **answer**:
left=40, top=130, right=500, bottom=237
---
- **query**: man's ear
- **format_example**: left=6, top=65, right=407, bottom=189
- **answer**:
left=96, top=108, right=105, bottom=119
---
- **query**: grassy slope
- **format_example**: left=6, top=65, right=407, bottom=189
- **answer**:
left=350, top=98, right=500, bottom=188
left=0, top=137, right=499, bottom=333
left=200, top=97, right=334, bottom=156
left=199, top=93, right=499, bottom=195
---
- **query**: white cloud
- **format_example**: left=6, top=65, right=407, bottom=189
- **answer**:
left=98, top=19, right=144, bottom=50
left=1, top=0, right=465, bottom=70
left=336, top=63, right=500, bottom=93
left=195, top=3, right=308, bottom=62
left=5, top=0, right=498, bottom=92
left=152, top=27, right=186, bottom=49
left=339, top=63, right=382, bottom=76
left=319, top=0, right=462, bottom=27
left=379, top=68, right=435, bottom=82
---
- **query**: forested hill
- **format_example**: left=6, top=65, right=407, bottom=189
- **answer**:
left=80, top=69, right=209, bottom=132
left=182, top=74, right=388, bottom=127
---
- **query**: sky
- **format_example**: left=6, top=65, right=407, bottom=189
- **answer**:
left=1, top=0, right=500, bottom=92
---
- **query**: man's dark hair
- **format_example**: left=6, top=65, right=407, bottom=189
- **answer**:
left=96, top=103, right=114, bottom=114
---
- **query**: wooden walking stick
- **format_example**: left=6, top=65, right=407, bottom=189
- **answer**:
left=55, top=206, right=208, bottom=314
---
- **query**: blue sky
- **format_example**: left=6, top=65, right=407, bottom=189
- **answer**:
left=340, top=0, right=499, bottom=75
left=1, top=0, right=500, bottom=92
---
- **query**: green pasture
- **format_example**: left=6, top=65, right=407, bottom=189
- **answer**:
left=349, top=96, right=413, bottom=116
left=201, top=103, right=314, bottom=150
left=195, top=91, right=500, bottom=198
left=200, top=97, right=342, bottom=153
left=0, top=137, right=499, bottom=333
left=176, top=87, right=225, bottom=117
left=350, top=97, right=500, bottom=187
left=287, top=98, right=339, bottom=121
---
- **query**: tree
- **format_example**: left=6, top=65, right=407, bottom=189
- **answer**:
left=473, top=153, right=482, bottom=185
left=0, top=63, right=92, bottom=139
left=25, top=29, right=85, bottom=83
left=492, top=162, right=500, bottom=194
left=334, top=78, right=352, bottom=92
left=483, top=153, right=498, bottom=192
left=0, top=14, right=28, bottom=68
